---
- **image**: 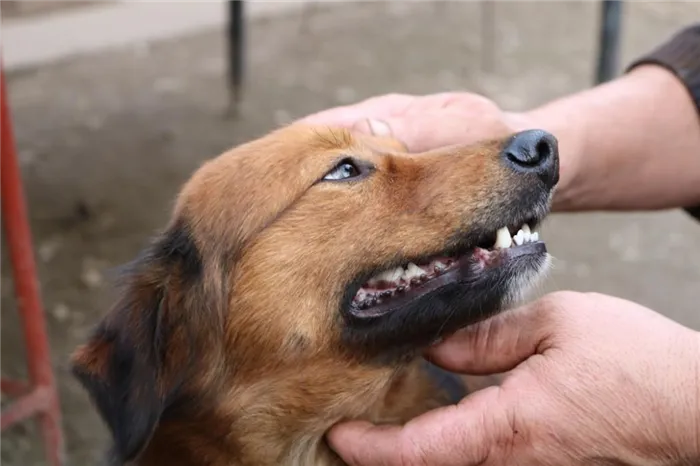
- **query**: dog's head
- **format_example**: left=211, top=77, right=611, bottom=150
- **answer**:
left=71, top=124, right=558, bottom=463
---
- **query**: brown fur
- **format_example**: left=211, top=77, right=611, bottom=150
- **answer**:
left=71, top=123, right=543, bottom=466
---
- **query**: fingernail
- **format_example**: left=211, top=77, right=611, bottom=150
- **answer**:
left=367, top=118, right=392, bottom=137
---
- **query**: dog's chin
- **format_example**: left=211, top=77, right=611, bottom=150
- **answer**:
left=340, top=225, right=551, bottom=361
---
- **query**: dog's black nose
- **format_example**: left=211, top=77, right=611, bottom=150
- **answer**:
left=501, top=129, right=559, bottom=188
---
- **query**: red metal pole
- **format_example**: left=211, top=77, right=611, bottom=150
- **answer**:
left=1, top=69, right=65, bottom=466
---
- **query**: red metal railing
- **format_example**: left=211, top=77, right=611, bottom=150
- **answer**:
left=1, top=67, right=65, bottom=466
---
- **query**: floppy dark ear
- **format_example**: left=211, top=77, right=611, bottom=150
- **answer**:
left=71, top=219, right=204, bottom=463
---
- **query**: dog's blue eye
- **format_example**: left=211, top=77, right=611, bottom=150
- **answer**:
left=323, top=160, right=361, bottom=181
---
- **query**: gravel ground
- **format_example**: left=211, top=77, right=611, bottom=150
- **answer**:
left=2, top=2, right=699, bottom=465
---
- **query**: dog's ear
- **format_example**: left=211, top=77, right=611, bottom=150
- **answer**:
left=71, top=219, right=210, bottom=463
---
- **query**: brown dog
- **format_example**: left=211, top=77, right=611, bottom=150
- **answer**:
left=71, top=123, right=558, bottom=465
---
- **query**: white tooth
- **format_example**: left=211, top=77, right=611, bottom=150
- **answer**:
left=522, top=224, right=531, bottom=234
left=494, top=226, right=512, bottom=249
left=514, top=230, right=525, bottom=246
left=375, top=268, right=398, bottom=283
left=434, top=261, right=448, bottom=272
left=531, top=232, right=539, bottom=242
left=405, top=262, right=424, bottom=280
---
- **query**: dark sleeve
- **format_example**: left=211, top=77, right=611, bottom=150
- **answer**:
left=626, top=23, right=700, bottom=222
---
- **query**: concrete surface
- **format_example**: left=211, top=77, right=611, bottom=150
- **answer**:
left=2, top=2, right=699, bottom=465
left=1, top=0, right=319, bottom=71
left=0, top=1, right=101, bottom=20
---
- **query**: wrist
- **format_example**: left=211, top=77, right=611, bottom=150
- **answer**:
left=518, top=62, right=700, bottom=213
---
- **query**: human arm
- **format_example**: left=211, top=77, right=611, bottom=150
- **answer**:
left=326, top=292, right=700, bottom=466
left=523, top=62, right=700, bottom=213
left=301, top=24, right=700, bottom=216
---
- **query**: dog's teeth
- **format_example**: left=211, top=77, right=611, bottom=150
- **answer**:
left=434, top=262, right=448, bottom=273
left=531, top=231, right=539, bottom=242
left=494, top=226, right=512, bottom=249
left=522, top=224, right=531, bottom=235
left=374, top=267, right=402, bottom=284
left=404, top=262, right=424, bottom=281
left=513, top=230, right=525, bottom=246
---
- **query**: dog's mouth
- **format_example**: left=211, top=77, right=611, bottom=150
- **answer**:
left=349, top=219, right=544, bottom=319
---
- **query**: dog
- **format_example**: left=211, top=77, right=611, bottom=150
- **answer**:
left=71, top=123, right=559, bottom=466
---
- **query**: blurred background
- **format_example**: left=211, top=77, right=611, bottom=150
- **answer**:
left=1, top=2, right=699, bottom=465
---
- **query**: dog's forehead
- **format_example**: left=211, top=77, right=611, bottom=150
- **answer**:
left=171, top=125, right=369, bottom=254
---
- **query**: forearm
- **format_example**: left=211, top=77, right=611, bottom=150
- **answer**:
left=523, top=65, right=700, bottom=213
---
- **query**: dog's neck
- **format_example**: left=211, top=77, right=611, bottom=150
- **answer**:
left=136, top=360, right=445, bottom=466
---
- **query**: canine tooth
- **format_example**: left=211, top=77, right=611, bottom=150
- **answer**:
left=375, top=267, right=403, bottom=284
left=494, top=227, right=512, bottom=249
left=405, top=262, right=424, bottom=280
left=531, top=232, right=539, bottom=242
left=522, top=224, right=531, bottom=235
left=514, top=230, right=525, bottom=246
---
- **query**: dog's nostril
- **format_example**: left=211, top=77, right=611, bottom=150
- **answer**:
left=535, top=140, right=552, bottom=164
left=501, top=129, right=560, bottom=188
left=503, top=130, right=555, bottom=168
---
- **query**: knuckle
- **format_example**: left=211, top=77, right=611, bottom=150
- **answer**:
left=537, top=291, right=584, bottom=315
left=380, top=93, right=414, bottom=105
left=531, top=291, right=584, bottom=333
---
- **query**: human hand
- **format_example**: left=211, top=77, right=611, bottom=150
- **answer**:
left=300, top=93, right=579, bottom=209
left=300, top=92, right=531, bottom=153
left=327, top=291, right=700, bottom=466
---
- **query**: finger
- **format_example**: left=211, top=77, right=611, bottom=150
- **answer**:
left=353, top=117, right=428, bottom=152
left=299, top=94, right=414, bottom=127
left=300, top=105, right=377, bottom=128
left=326, top=421, right=402, bottom=466
left=426, top=297, right=561, bottom=375
left=327, top=386, right=513, bottom=466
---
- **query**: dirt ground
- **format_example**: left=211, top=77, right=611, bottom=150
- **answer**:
left=2, top=2, right=699, bottom=465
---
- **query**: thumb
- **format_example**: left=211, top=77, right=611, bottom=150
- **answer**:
left=426, top=298, right=560, bottom=375
left=327, top=387, right=515, bottom=466
left=352, top=118, right=430, bottom=152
